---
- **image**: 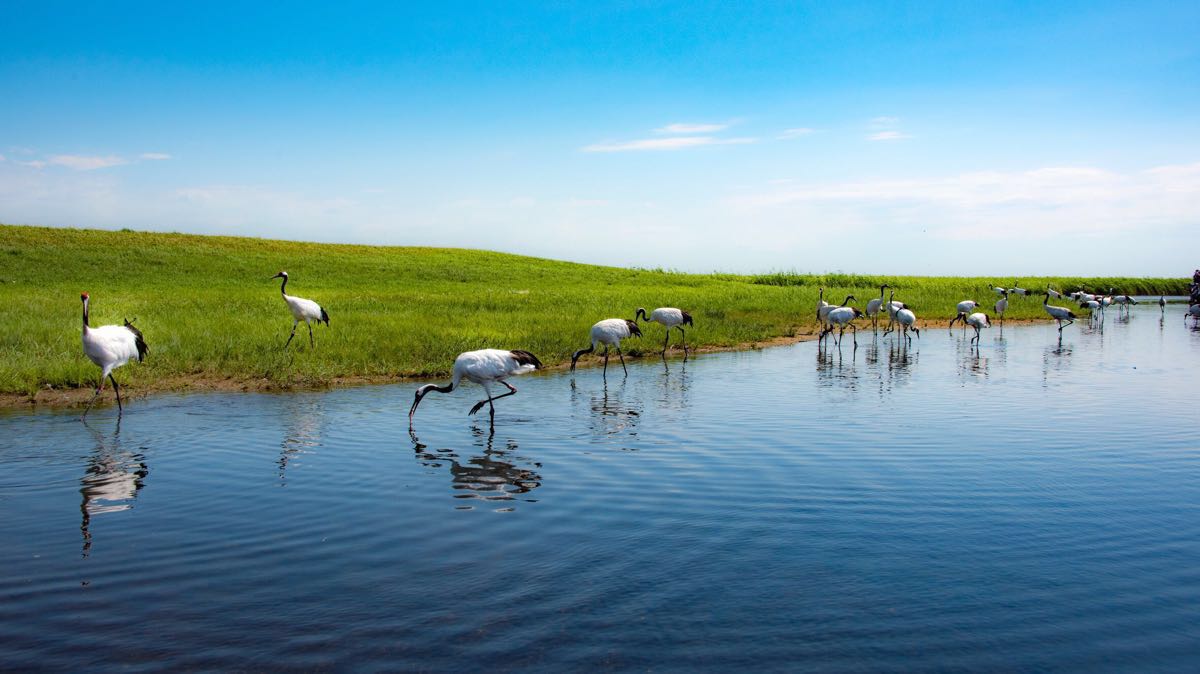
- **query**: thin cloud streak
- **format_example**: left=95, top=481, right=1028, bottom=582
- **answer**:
left=778, top=127, right=815, bottom=139
left=867, top=131, right=910, bottom=141
left=581, top=136, right=756, bottom=152
left=47, top=154, right=128, bottom=170
left=656, top=122, right=730, bottom=134
left=140, top=152, right=171, bottom=160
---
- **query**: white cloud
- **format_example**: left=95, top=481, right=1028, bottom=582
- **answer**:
left=582, top=136, right=756, bottom=152
left=656, top=122, right=730, bottom=134
left=140, top=152, right=171, bottom=160
left=868, top=131, right=911, bottom=141
left=778, top=128, right=815, bottom=139
left=19, top=160, right=47, bottom=169
left=870, top=116, right=901, bottom=128
left=0, top=154, right=5, bottom=162
left=47, top=154, right=128, bottom=170
left=729, top=162, right=1200, bottom=241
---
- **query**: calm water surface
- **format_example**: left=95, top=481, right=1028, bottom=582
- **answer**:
left=2, top=303, right=1199, bottom=670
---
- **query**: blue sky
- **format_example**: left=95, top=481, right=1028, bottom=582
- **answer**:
left=2, top=1, right=1198, bottom=275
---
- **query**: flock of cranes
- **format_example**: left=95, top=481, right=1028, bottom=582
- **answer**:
left=76, top=272, right=1181, bottom=422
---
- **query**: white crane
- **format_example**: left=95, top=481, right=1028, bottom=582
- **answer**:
left=1048, top=288, right=1064, bottom=299
left=80, top=292, right=149, bottom=417
left=883, top=289, right=908, bottom=332
left=1009, top=282, right=1029, bottom=296
left=409, top=349, right=542, bottom=424
left=822, top=305, right=865, bottom=347
left=816, top=287, right=828, bottom=321
left=994, top=290, right=1009, bottom=327
left=1043, top=290, right=1078, bottom=332
left=818, top=295, right=856, bottom=343
left=884, top=305, right=920, bottom=343
left=270, top=271, right=329, bottom=348
left=1160, top=295, right=1166, bottom=313
left=965, top=312, right=991, bottom=345
left=571, top=318, right=642, bottom=376
left=636, top=307, right=694, bottom=358
left=1187, top=304, right=1200, bottom=324
left=991, top=285, right=1008, bottom=296
left=948, top=300, right=980, bottom=334
left=865, top=284, right=891, bottom=332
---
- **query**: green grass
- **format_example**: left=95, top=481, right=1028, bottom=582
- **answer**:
left=0, top=224, right=1189, bottom=397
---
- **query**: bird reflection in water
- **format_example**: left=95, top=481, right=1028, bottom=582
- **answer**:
left=571, top=379, right=642, bottom=442
left=408, top=427, right=542, bottom=511
left=278, top=397, right=324, bottom=484
left=815, top=344, right=859, bottom=389
left=80, top=419, right=148, bottom=558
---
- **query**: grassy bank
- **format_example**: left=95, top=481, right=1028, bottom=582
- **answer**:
left=0, top=224, right=1188, bottom=402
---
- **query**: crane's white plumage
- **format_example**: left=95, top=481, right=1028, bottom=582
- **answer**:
left=823, top=306, right=865, bottom=347
left=1043, top=290, right=1077, bottom=331
left=965, top=312, right=991, bottom=344
left=1187, top=304, right=1200, bottom=323
left=994, top=291, right=1009, bottom=326
left=818, top=294, right=856, bottom=343
left=409, top=348, right=542, bottom=423
left=865, top=285, right=890, bottom=332
left=271, top=271, right=329, bottom=348
left=80, top=292, right=148, bottom=416
left=571, top=318, right=642, bottom=376
left=948, top=300, right=980, bottom=333
left=1010, top=282, right=1028, bottom=296
left=991, top=286, right=1007, bottom=296
left=884, top=306, right=920, bottom=343
left=636, top=307, right=694, bottom=357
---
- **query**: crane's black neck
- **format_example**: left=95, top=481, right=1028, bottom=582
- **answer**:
left=82, top=298, right=90, bottom=329
left=279, top=275, right=288, bottom=296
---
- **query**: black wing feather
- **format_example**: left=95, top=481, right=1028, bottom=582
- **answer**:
left=509, top=350, right=543, bottom=369
left=123, top=319, right=149, bottom=362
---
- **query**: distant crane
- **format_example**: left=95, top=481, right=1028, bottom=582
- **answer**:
left=994, top=290, right=1009, bottom=327
left=865, top=284, right=891, bottom=332
left=823, top=305, right=865, bottom=347
left=816, top=287, right=828, bottom=321
left=991, top=285, right=1008, bottom=296
left=1009, top=282, right=1029, bottom=296
left=965, top=312, right=991, bottom=345
left=948, top=300, right=980, bottom=334
left=636, top=307, right=694, bottom=358
left=1187, top=304, right=1200, bottom=325
left=409, top=349, right=542, bottom=425
left=883, top=289, right=908, bottom=332
left=271, top=271, right=329, bottom=348
left=818, top=295, right=856, bottom=343
left=1160, top=295, right=1166, bottom=314
left=884, top=305, right=920, bottom=344
left=80, top=292, right=149, bottom=417
left=1043, top=290, right=1078, bottom=332
left=571, top=318, right=643, bottom=377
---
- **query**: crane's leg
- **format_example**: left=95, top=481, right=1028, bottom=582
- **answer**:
left=948, top=315, right=956, bottom=335
left=109, top=373, right=123, bottom=413
left=678, top=326, right=688, bottom=360
left=602, top=345, right=610, bottom=378
left=617, top=346, right=628, bottom=375
left=307, top=320, right=315, bottom=348
left=284, top=320, right=298, bottom=349
left=469, top=382, right=519, bottom=419
left=82, top=373, right=105, bottom=419
left=662, top=329, right=670, bottom=357
left=851, top=323, right=858, bottom=347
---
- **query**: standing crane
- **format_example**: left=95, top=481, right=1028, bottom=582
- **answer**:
left=409, top=349, right=542, bottom=425
left=80, top=292, right=149, bottom=417
left=948, top=300, right=981, bottom=334
left=823, top=305, right=865, bottom=347
left=865, top=284, right=891, bottom=332
left=1159, top=295, right=1166, bottom=314
left=994, top=290, right=1009, bottom=327
left=571, top=318, right=642, bottom=377
left=270, top=271, right=329, bottom=349
left=965, top=312, right=991, bottom=345
left=818, top=295, right=856, bottom=344
left=635, top=307, right=694, bottom=359
left=1043, top=289, right=1077, bottom=332
left=883, top=305, right=920, bottom=343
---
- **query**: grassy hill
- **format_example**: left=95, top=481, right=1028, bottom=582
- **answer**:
left=0, top=224, right=1187, bottom=400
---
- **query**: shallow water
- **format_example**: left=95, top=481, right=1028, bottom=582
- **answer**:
left=2, top=303, right=1199, bottom=670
